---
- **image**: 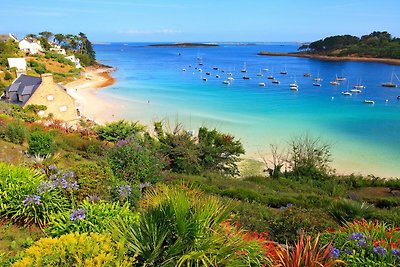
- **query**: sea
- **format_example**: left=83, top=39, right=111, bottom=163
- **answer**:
left=93, top=42, right=400, bottom=178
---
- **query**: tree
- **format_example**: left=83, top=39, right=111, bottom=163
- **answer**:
left=54, top=33, right=65, bottom=45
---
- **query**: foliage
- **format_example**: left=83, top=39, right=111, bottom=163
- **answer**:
left=11, top=232, right=135, bottom=267
left=288, top=135, right=333, bottom=179
left=114, top=184, right=271, bottom=266
left=106, top=138, right=166, bottom=183
left=6, top=121, right=27, bottom=144
left=27, top=60, right=47, bottom=75
left=0, top=163, right=70, bottom=226
left=96, top=120, right=145, bottom=142
left=321, top=220, right=400, bottom=266
left=4, top=71, right=12, bottom=80
left=274, top=232, right=344, bottom=267
left=46, top=200, right=139, bottom=237
left=0, top=39, right=19, bottom=67
left=28, top=131, right=54, bottom=156
left=0, top=102, right=39, bottom=123
left=329, top=199, right=374, bottom=224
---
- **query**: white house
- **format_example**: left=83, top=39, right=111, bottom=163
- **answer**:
left=19, top=38, right=43, bottom=54
left=7, top=58, right=27, bottom=70
left=50, top=44, right=66, bottom=55
left=64, top=55, right=81, bottom=68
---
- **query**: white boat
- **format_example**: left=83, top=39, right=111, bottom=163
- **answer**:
left=353, top=78, right=365, bottom=89
left=341, top=91, right=352, bottom=96
left=290, top=86, right=298, bottom=91
left=303, top=73, right=312, bottom=77
left=241, top=63, right=247, bottom=73
left=259, top=82, right=266, bottom=87
left=242, top=76, right=251, bottom=80
left=215, top=74, right=220, bottom=78
left=198, top=68, right=202, bottom=72
left=263, top=68, right=269, bottom=71
left=364, top=100, right=375, bottom=104
left=267, top=75, right=274, bottom=79
left=350, top=89, right=362, bottom=93
left=182, top=68, right=186, bottom=72
left=222, top=80, right=230, bottom=85
left=256, top=70, right=263, bottom=76
left=330, top=81, right=340, bottom=85
left=382, top=72, right=399, bottom=88
left=280, top=65, right=288, bottom=74
left=227, top=77, right=234, bottom=81
left=313, top=82, right=322, bottom=87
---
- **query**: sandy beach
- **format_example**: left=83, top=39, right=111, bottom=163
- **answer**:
left=64, top=65, right=122, bottom=124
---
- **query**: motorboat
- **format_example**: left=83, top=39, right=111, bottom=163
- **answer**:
left=259, top=82, right=266, bottom=86
left=341, top=91, right=352, bottom=96
left=272, top=79, right=280, bottom=84
left=313, top=82, right=322, bottom=87
left=350, top=89, right=362, bottom=93
left=364, top=100, right=375, bottom=104
left=222, top=80, right=230, bottom=85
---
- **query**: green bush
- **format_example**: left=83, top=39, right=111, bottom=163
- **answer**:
left=4, top=70, right=12, bottom=80
left=46, top=200, right=139, bottom=237
left=106, top=138, right=166, bottom=183
left=329, top=199, right=374, bottom=224
left=6, top=121, right=27, bottom=144
left=28, top=131, right=54, bottom=156
left=96, top=120, right=145, bottom=142
left=12, top=232, right=135, bottom=267
left=0, top=163, right=70, bottom=226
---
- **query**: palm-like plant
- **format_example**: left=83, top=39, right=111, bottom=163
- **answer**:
left=113, top=184, right=270, bottom=266
left=274, top=232, right=344, bottom=267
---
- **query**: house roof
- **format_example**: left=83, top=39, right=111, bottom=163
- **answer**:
left=4, top=74, right=42, bottom=105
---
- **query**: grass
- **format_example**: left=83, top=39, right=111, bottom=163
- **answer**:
left=0, top=140, right=25, bottom=164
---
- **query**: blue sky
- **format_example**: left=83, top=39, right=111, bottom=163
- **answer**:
left=1, top=0, right=399, bottom=42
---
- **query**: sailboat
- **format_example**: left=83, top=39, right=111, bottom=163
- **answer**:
left=256, top=69, right=263, bottom=76
left=280, top=65, right=288, bottom=75
left=313, top=72, right=322, bottom=81
left=382, top=72, right=398, bottom=88
left=352, top=78, right=365, bottom=92
left=336, top=71, right=346, bottom=81
left=241, top=63, right=247, bottom=73
left=289, top=77, right=298, bottom=89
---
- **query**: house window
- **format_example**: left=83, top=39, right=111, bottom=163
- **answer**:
left=38, top=110, right=45, bottom=116
left=17, top=94, right=23, bottom=102
left=59, top=105, right=68, bottom=112
left=47, top=95, right=54, bottom=101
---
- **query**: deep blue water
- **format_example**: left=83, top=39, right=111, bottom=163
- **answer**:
left=94, top=43, right=400, bottom=177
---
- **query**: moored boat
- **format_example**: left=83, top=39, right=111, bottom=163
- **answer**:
left=350, top=89, right=362, bottom=93
left=341, top=91, right=352, bottom=96
left=215, top=74, right=220, bottom=78
left=363, top=100, right=375, bottom=104
left=330, top=81, right=340, bottom=85
left=242, top=76, right=250, bottom=80
left=259, top=82, right=266, bottom=87
left=303, top=73, right=312, bottom=77
left=290, top=86, right=298, bottom=91
left=222, top=80, right=230, bottom=85
left=313, top=82, right=322, bottom=87
left=272, top=79, right=280, bottom=84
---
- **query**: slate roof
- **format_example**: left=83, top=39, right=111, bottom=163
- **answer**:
left=4, top=74, right=42, bottom=105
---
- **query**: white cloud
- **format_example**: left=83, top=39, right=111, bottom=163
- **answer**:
left=120, top=29, right=183, bottom=35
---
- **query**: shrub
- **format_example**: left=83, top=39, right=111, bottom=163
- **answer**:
left=0, top=163, right=70, bottom=226
left=12, top=232, right=135, bottom=267
left=28, top=131, right=54, bottom=156
left=6, top=121, right=27, bottom=144
left=96, top=120, right=145, bottom=142
left=106, top=138, right=166, bottom=183
left=329, top=199, right=374, bottom=224
left=46, top=200, right=139, bottom=237
left=4, top=70, right=12, bottom=80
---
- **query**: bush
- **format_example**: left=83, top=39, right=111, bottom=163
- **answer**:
left=46, top=200, right=139, bottom=237
left=0, top=163, right=70, bottom=226
left=96, top=120, right=145, bottom=142
left=28, top=131, right=54, bottom=156
left=4, top=70, right=12, bottom=80
left=12, top=232, right=135, bottom=267
left=329, top=199, right=374, bottom=224
left=6, top=121, right=27, bottom=144
left=106, top=138, right=166, bottom=183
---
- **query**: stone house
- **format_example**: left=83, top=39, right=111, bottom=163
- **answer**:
left=3, top=73, right=78, bottom=122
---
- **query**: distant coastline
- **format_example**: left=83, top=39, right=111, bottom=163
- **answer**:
left=148, top=42, right=219, bottom=47
left=258, top=51, right=400, bottom=66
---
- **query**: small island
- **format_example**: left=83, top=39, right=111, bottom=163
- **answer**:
left=259, top=31, right=400, bottom=65
left=148, top=42, right=219, bottom=47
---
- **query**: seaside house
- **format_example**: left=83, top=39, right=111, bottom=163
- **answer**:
left=50, top=44, right=66, bottom=55
left=64, top=55, right=82, bottom=68
left=0, top=33, right=18, bottom=42
left=19, top=38, right=43, bottom=55
left=2, top=73, right=78, bottom=123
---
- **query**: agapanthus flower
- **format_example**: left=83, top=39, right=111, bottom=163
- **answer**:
left=329, top=247, right=340, bottom=258
left=373, top=246, right=387, bottom=256
left=344, top=248, right=353, bottom=255
left=70, top=208, right=86, bottom=221
left=48, top=164, right=58, bottom=171
left=349, top=232, right=365, bottom=241
left=37, top=181, right=55, bottom=194
left=23, top=195, right=41, bottom=206
left=391, top=249, right=400, bottom=259
left=137, top=182, right=152, bottom=189
left=356, top=239, right=368, bottom=248
left=118, top=185, right=132, bottom=199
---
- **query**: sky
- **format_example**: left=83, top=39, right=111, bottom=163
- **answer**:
left=1, top=0, right=400, bottom=42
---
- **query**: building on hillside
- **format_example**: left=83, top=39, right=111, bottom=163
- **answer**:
left=50, top=44, right=66, bottom=55
left=7, top=58, right=27, bottom=77
left=2, top=73, right=78, bottom=123
left=64, top=55, right=82, bottom=68
left=19, top=38, right=43, bottom=54
left=0, top=33, right=18, bottom=42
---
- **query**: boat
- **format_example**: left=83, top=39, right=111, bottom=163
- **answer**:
left=188, top=65, right=192, bottom=68
left=303, top=73, right=312, bottom=77
left=182, top=68, right=186, bottom=72
left=330, top=80, right=340, bottom=85
left=222, top=80, right=230, bottom=85
left=272, top=79, right=280, bottom=84
left=221, top=70, right=225, bottom=73
left=242, top=76, right=251, bottom=80
left=213, top=67, right=218, bottom=70
left=289, top=79, right=298, bottom=88
left=341, top=91, right=352, bottom=96
left=215, top=74, right=220, bottom=78
left=397, top=96, right=400, bottom=100
left=382, top=72, right=399, bottom=87
left=256, top=69, right=263, bottom=76
left=227, top=72, right=233, bottom=76
left=199, top=63, right=203, bottom=66
left=202, top=78, right=207, bottom=81
left=241, top=63, right=247, bottom=73
left=205, top=72, right=210, bottom=76
left=263, top=68, right=269, bottom=71
left=198, top=69, right=202, bottom=72
left=353, top=78, right=365, bottom=89
left=350, top=89, right=362, bottom=93
left=280, top=65, right=288, bottom=75
left=267, top=75, right=274, bottom=79
left=336, top=72, right=346, bottom=81
left=227, top=77, right=234, bottom=81
left=363, top=100, right=375, bottom=104
left=259, top=82, right=266, bottom=87
left=313, top=82, right=322, bottom=87
left=290, top=86, right=298, bottom=91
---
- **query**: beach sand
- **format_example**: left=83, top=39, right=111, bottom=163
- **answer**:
left=64, top=66, right=122, bottom=124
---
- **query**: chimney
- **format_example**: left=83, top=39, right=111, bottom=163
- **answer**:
left=40, top=73, right=54, bottom=85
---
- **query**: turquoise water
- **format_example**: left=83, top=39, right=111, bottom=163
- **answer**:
left=94, top=43, right=400, bottom=177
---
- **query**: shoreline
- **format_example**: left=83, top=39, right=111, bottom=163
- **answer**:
left=258, top=51, right=400, bottom=66
left=64, top=64, right=121, bottom=124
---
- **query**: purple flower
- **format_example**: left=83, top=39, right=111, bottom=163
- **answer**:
left=118, top=185, right=132, bottom=199
left=349, top=232, right=365, bottom=241
left=329, top=247, right=340, bottom=258
left=373, top=246, right=387, bottom=256
left=356, top=239, right=368, bottom=248
left=48, top=164, right=58, bottom=171
left=392, top=249, right=400, bottom=259
left=37, top=181, right=55, bottom=194
left=70, top=209, right=86, bottom=221
left=344, top=248, right=353, bottom=255
left=23, top=195, right=41, bottom=206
